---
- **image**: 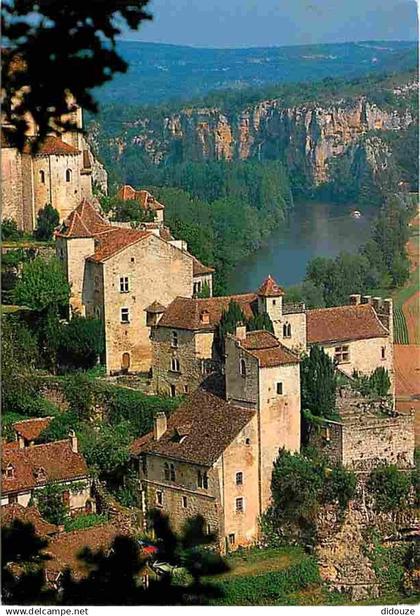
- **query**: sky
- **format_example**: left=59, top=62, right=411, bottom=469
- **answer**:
left=121, top=0, right=419, bottom=48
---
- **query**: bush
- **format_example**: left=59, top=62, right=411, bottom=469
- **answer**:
left=58, top=316, right=104, bottom=370
left=368, top=464, right=411, bottom=512
left=40, top=411, right=79, bottom=442
left=62, top=373, right=94, bottom=420
left=64, top=513, right=108, bottom=532
left=13, top=256, right=70, bottom=312
left=2, top=218, right=23, bottom=241
left=322, top=466, right=357, bottom=509
left=34, top=204, right=60, bottom=241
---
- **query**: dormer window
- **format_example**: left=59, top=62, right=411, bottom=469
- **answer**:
left=65, top=169, right=72, bottom=182
left=240, top=358, right=246, bottom=378
left=39, top=170, right=45, bottom=184
left=34, top=467, right=47, bottom=482
left=5, top=463, right=15, bottom=479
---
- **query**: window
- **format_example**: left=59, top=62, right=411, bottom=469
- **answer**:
left=8, top=494, right=18, bottom=504
left=283, top=323, right=292, bottom=338
left=381, top=346, right=386, bottom=360
left=156, top=491, right=163, bottom=506
left=228, top=533, right=235, bottom=545
left=235, top=471, right=243, bottom=486
left=120, top=308, right=130, bottom=323
left=39, top=170, right=45, bottom=184
left=184, top=384, right=189, bottom=394
left=119, top=276, right=129, bottom=293
left=131, top=257, right=135, bottom=263
left=171, top=331, right=178, bottom=348
left=235, top=497, right=244, bottom=513
left=65, top=169, right=72, bottom=182
left=198, top=470, right=209, bottom=489
left=193, top=281, right=202, bottom=295
left=164, top=462, right=170, bottom=481
left=276, top=382, right=283, bottom=395
left=245, top=438, right=251, bottom=446
left=171, top=357, right=180, bottom=372
left=5, top=464, right=14, bottom=479
left=182, top=496, right=188, bottom=508
left=141, top=456, right=148, bottom=477
left=334, top=345, right=350, bottom=363
left=170, top=384, right=176, bottom=398
left=170, top=464, right=176, bottom=481
left=272, top=299, right=276, bottom=306
left=239, top=358, right=246, bottom=377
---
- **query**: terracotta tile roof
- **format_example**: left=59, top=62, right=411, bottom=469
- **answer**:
left=87, top=228, right=151, bottom=263
left=131, top=388, right=255, bottom=465
left=306, top=304, right=389, bottom=345
left=144, top=301, right=166, bottom=314
left=117, top=185, right=165, bottom=211
left=13, top=417, right=53, bottom=442
left=1, top=504, right=58, bottom=537
left=239, top=330, right=300, bottom=367
left=257, top=275, right=285, bottom=297
left=192, top=256, right=215, bottom=276
left=2, top=440, right=89, bottom=495
left=28, top=135, right=80, bottom=156
left=45, top=524, right=126, bottom=581
left=55, top=199, right=110, bottom=238
left=158, top=293, right=258, bottom=331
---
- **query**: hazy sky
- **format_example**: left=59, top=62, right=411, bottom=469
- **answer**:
left=121, top=0, right=418, bottom=48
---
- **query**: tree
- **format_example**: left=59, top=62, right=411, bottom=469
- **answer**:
left=216, top=300, right=246, bottom=355
left=2, top=0, right=152, bottom=149
left=369, top=367, right=391, bottom=397
left=246, top=312, right=274, bottom=333
left=34, top=483, right=69, bottom=525
left=301, top=345, right=337, bottom=419
left=196, top=281, right=211, bottom=299
left=58, top=316, right=104, bottom=369
left=323, top=466, right=357, bottom=509
left=1, top=217, right=24, bottom=241
left=368, top=464, right=411, bottom=512
left=14, top=256, right=70, bottom=312
left=34, top=204, right=60, bottom=241
left=79, top=421, right=133, bottom=479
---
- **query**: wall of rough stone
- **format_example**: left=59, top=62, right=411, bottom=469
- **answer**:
left=225, top=336, right=259, bottom=407
left=33, top=153, right=82, bottom=222
left=273, top=308, right=307, bottom=353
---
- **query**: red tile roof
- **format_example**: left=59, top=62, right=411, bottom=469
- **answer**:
left=239, top=330, right=300, bottom=367
left=158, top=293, right=258, bottom=331
left=306, top=304, right=389, bottom=345
left=55, top=199, right=110, bottom=238
left=2, top=440, right=89, bottom=495
left=13, top=417, right=53, bottom=442
left=87, top=228, right=151, bottom=263
left=257, top=275, right=285, bottom=297
left=29, top=135, right=80, bottom=157
left=192, top=256, right=215, bottom=276
left=117, top=185, right=165, bottom=211
left=1, top=504, right=58, bottom=537
left=131, top=389, right=255, bottom=465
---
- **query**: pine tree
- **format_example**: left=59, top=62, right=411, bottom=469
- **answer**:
left=301, top=345, right=337, bottom=419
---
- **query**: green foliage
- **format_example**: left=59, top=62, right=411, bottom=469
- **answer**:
left=1, top=218, right=24, bottom=241
left=34, top=204, right=60, bottom=241
left=216, top=300, right=246, bottom=354
left=323, top=466, right=357, bottom=510
left=247, top=312, right=274, bottom=333
left=352, top=367, right=391, bottom=397
left=62, top=373, right=94, bottom=420
left=14, top=256, right=70, bottom=312
left=35, top=483, right=69, bottom=526
left=40, top=411, right=79, bottom=443
left=58, top=316, right=104, bottom=370
left=369, top=543, right=410, bottom=597
left=64, top=514, right=108, bottom=532
left=301, top=345, right=337, bottom=420
left=196, top=281, right=211, bottom=298
left=78, top=421, right=133, bottom=476
left=212, top=556, right=320, bottom=605
left=367, top=464, right=411, bottom=512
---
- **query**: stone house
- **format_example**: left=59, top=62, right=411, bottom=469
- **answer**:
left=1, top=432, right=94, bottom=515
left=116, top=185, right=165, bottom=225
left=132, top=326, right=301, bottom=550
left=56, top=199, right=214, bottom=374
left=150, top=293, right=258, bottom=396
left=1, top=105, right=99, bottom=232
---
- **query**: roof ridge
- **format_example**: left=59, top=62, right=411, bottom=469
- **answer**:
left=13, top=416, right=54, bottom=424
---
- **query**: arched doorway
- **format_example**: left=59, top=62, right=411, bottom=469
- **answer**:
left=121, top=352, right=131, bottom=373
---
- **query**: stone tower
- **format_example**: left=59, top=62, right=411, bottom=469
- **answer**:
left=257, top=275, right=284, bottom=322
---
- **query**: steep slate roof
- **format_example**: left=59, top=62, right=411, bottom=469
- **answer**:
left=1, top=504, right=58, bottom=537
left=87, top=228, right=151, bottom=263
left=2, top=440, right=88, bottom=495
left=30, top=135, right=80, bottom=156
left=117, top=185, right=165, bottom=211
left=158, top=293, right=258, bottom=331
left=55, top=199, right=110, bottom=238
left=13, top=417, right=53, bottom=442
left=130, top=389, right=255, bottom=466
left=306, top=304, right=389, bottom=345
left=257, top=275, right=285, bottom=297
left=192, top=256, right=215, bottom=276
left=240, top=330, right=300, bottom=367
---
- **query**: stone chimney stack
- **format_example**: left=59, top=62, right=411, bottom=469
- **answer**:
left=154, top=412, right=167, bottom=441
left=372, top=297, right=382, bottom=313
left=69, top=430, right=78, bottom=453
left=349, top=294, right=361, bottom=306
left=361, top=295, right=372, bottom=305
left=235, top=322, right=247, bottom=341
left=17, top=434, right=25, bottom=449
left=200, top=310, right=210, bottom=325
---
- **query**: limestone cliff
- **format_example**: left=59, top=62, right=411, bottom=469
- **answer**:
left=104, top=89, right=415, bottom=186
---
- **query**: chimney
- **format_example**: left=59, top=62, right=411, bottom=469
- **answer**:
left=200, top=310, right=210, bottom=325
left=235, top=322, right=247, bottom=340
left=69, top=430, right=78, bottom=453
left=349, top=294, right=361, bottom=306
left=17, top=434, right=25, bottom=449
left=361, top=295, right=372, bottom=305
left=372, top=297, right=382, bottom=313
left=154, top=412, right=167, bottom=441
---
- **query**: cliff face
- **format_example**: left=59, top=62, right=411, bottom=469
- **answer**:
left=116, top=95, right=414, bottom=185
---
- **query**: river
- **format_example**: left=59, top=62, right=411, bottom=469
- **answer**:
left=227, top=201, right=373, bottom=294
